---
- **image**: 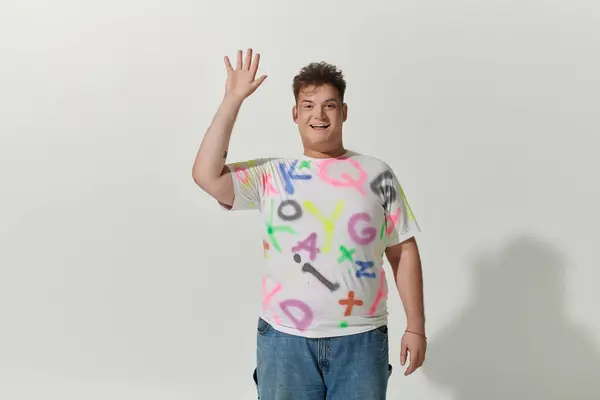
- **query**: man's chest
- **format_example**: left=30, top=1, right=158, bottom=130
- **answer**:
left=261, top=173, right=387, bottom=257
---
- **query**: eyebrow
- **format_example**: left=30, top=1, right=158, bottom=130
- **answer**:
left=301, top=98, right=338, bottom=104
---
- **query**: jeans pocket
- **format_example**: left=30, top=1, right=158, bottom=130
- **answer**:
left=257, top=317, right=273, bottom=335
left=372, top=324, right=388, bottom=339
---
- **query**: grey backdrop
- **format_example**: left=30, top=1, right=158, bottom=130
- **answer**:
left=1, top=1, right=599, bottom=399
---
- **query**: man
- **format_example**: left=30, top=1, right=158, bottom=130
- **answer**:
left=192, top=48, right=426, bottom=400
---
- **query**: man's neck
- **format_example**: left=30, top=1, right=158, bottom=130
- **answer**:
left=303, top=146, right=347, bottom=159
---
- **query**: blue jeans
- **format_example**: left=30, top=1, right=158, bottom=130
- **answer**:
left=253, top=318, right=392, bottom=400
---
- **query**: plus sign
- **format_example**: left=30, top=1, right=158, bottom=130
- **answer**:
left=338, top=291, right=364, bottom=316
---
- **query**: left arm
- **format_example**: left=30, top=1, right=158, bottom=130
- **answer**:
left=385, top=236, right=427, bottom=375
left=386, top=237, right=425, bottom=333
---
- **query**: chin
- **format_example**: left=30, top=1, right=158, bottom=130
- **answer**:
left=305, top=130, right=334, bottom=141
left=304, top=136, right=332, bottom=148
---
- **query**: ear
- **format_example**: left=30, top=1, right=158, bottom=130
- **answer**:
left=342, top=103, right=348, bottom=122
left=292, top=104, right=298, bottom=123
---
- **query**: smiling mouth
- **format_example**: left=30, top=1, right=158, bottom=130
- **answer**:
left=310, top=124, right=330, bottom=130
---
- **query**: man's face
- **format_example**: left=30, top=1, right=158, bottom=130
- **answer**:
left=292, top=84, right=347, bottom=151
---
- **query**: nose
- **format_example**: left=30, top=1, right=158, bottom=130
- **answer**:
left=313, top=106, right=327, bottom=118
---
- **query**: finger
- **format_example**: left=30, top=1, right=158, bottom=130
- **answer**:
left=405, top=351, right=418, bottom=376
left=419, top=350, right=426, bottom=367
left=400, top=344, right=408, bottom=366
left=250, top=52, right=260, bottom=77
left=224, top=56, right=233, bottom=73
left=251, top=74, right=267, bottom=90
left=400, top=340, right=408, bottom=366
left=244, top=48, right=253, bottom=70
left=414, top=351, right=423, bottom=368
left=236, top=49, right=242, bottom=70
left=413, top=350, right=424, bottom=371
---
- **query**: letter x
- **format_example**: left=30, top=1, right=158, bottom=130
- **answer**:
left=338, top=245, right=355, bottom=263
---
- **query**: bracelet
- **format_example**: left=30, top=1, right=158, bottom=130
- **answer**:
left=405, top=330, right=427, bottom=339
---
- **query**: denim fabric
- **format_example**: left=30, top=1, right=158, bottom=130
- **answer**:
left=253, top=318, right=392, bottom=400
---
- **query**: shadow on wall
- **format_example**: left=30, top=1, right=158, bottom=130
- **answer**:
left=422, top=235, right=600, bottom=400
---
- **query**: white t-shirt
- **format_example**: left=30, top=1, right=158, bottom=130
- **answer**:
left=222, top=150, right=421, bottom=338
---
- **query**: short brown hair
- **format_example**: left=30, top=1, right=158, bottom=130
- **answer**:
left=292, top=61, right=346, bottom=103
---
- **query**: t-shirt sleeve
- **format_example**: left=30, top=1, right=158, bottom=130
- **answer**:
left=220, top=158, right=270, bottom=211
left=381, top=167, right=422, bottom=247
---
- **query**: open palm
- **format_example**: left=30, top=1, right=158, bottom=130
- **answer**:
left=224, top=48, right=267, bottom=101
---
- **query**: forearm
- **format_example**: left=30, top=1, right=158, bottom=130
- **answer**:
left=192, top=94, right=244, bottom=183
left=393, top=242, right=425, bottom=333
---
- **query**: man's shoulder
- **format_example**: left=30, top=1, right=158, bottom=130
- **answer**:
left=348, top=150, right=394, bottom=171
left=227, top=155, right=283, bottom=169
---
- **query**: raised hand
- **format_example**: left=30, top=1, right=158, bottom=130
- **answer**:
left=224, top=48, right=267, bottom=101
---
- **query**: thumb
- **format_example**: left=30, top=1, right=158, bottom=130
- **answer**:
left=252, top=74, right=267, bottom=89
left=400, top=342, right=408, bottom=366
